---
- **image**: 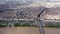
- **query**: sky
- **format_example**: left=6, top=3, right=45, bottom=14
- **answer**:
left=0, top=0, right=60, bottom=3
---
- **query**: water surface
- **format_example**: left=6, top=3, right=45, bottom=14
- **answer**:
left=0, top=27, right=60, bottom=34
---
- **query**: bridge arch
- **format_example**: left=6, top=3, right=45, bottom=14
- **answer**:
left=35, top=7, right=48, bottom=34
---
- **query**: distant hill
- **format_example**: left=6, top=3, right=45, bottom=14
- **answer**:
left=0, top=2, right=60, bottom=19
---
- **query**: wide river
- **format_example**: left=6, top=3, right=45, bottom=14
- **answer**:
left=0, top=27, right=60, bottom=34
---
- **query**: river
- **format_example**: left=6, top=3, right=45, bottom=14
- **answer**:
left=0, top=27, right=60, bottom=34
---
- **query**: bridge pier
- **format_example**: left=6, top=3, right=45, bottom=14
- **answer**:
left=35, top=18, right=45, bottom=34
left=38, top=19, right=45, bottom=34
left=7, top=22, right=14, bottom=27
left=7, top=20, right=14, bottom=27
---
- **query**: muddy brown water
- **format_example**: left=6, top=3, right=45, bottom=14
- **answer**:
left=0, top=27, right=60, bottom=34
